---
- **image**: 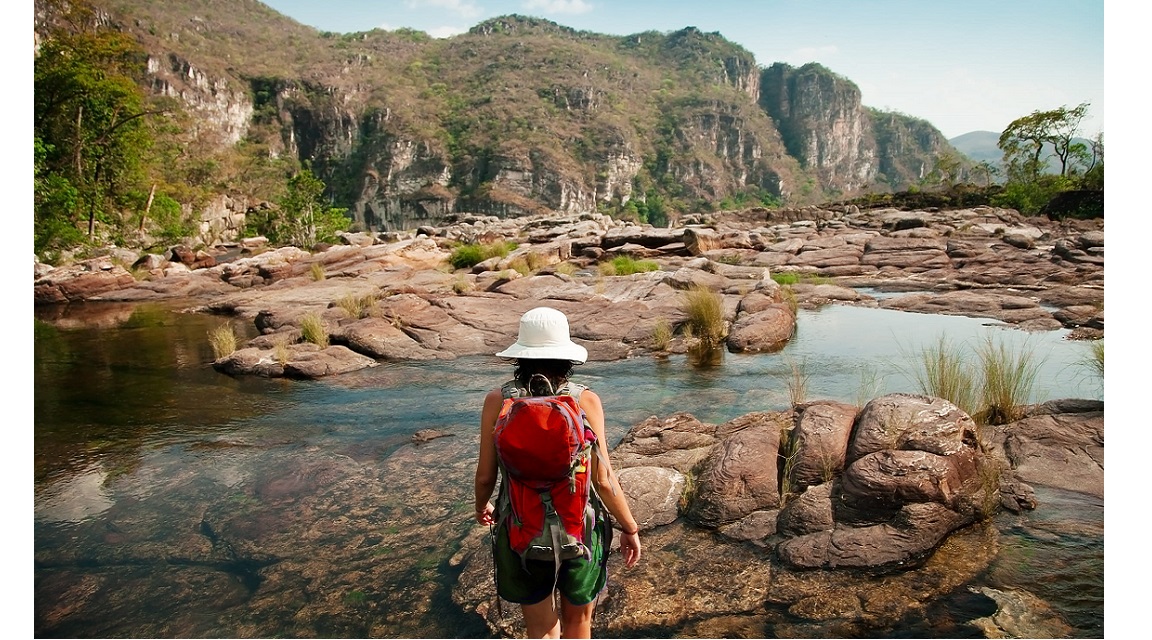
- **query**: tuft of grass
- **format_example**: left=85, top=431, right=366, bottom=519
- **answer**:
left=299, top=313, right=329, bottom=348
left=310, top=263, right=326, bottom=281
left=974, top=453, right=1002, bottom=519
left=1085, top=340, right=1103, bottom=378
left=771, top=271, right=832, bottom=286
left=772, top=272, right=800, bottom=286
left=786, top=358, right=809, bottom=407
left=854, top=364, right=886, bottom=409
left=778, top=424, right=800, bottom=502
left=207, top=323, right=237, bottom=360
left=507, top=256, right=531, bottom=275
left=448, top=244, right=484, bottom=270
left=554, top=261, right=578, bottom=276
left=448, top=241, right=517, bottom=270
left=906, top=335, right=979, bottom=418
left=680, top=285, right=727, bottom=348
left=452, top=275, right=472, bottom=294
left=780, top=286, right=798, bottom=316
left=337, top=292, right=377, bottom=319
left=903, top=334, right=1044, bottom=426
left=273, top=336, right=291, bottom=365
left=525, top=252, right=547, bottom=271
left=677, top=470, right=698, bottom=512
left=651, top=317, right=673, bottom=351
left=600, top=255, right=660, bottom=276
left=976, top=335, right=1042, bottom=425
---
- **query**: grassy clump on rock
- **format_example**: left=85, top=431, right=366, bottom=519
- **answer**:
left=448, top=241, right=517, bottom=270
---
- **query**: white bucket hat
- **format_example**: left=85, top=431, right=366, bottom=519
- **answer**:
left=495, top=307, right=588, bottom=364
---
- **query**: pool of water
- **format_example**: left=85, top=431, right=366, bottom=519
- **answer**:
left=32, top=301, right=1104, bottom=637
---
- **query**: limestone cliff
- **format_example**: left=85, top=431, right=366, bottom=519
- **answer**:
left=48, top=0, right=960, bottom=238
left=761, top=62, right=957, bottom=196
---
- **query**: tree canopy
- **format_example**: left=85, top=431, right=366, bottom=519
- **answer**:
left=993, top=102, right=1103, bottom=217
left=245, top=169, right=350, bottom=247
left=34, top=0, right=160, bottom=254
left=997, top=103, right=1092, bottom=181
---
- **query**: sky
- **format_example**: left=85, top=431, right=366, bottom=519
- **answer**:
left=259, top=0, right=1106, bottom=140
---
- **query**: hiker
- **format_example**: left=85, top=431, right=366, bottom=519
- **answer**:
left=474, top=306, right=642, bottom=639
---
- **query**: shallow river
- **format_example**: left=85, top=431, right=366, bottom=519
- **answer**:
left=33, top=300, right=1103, bottom=637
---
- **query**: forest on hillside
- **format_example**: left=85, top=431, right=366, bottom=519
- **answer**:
left=33, top=0, right=1103, bottom=263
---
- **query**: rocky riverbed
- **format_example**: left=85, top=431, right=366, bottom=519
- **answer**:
left=34, top=204, right=1103, bottom=376
left=33, top=204, right=1104, bottom=637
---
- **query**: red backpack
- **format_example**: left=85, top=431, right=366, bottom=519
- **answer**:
left=493, top=378, right=604, bottom=565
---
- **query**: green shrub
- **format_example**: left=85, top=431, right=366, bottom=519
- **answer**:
left=448, top=241, right=517, bottom=270
left=772, top=272, right=800, bottom=285
left=772, top=272, right=832, bottom=286
left=601, top=255, right=660, bottom=276
left=448, top=244, right=486, bottom=270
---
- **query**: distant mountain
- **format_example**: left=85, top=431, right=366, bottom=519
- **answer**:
left=949, top=131, right=1001, bottom=165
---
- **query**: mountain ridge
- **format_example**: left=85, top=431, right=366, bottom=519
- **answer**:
left=39, top=0, right=967, bottom=237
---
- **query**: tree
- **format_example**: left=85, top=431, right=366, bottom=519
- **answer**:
left=247, top=169, right=350, bottom=247
left=926, top=150, right=964, bottom=190
left=34, top=0, right=164, bottom=254
left=997, top=103, right=1090, bottom=181
left=970, top=160, right=1000, bottom=188
left=993, top=103, right=1103, bottom=216
left=1080, top=133, right=1104, bottom=190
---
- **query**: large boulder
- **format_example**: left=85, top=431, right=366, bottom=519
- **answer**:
left=726, top=304, right=795, bottom=353
left=986, top=400, right=1104, bottom=500
left=784, top=401, right=857, bottom=493
left=687, top=411, right=788, bottom=527
left=776, top=502, right=968, bottom=569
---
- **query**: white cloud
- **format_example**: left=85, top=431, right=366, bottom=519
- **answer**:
left=521, top=0, right=594, bottom=15
left=405, top=0, right=485, bottom=20
left=428, top=25, right=469, bottom=38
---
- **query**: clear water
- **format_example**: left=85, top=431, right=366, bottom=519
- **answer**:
left=33, top=301, right=1104, bottom=637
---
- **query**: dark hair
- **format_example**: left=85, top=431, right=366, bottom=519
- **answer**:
left=514, top=359, right=575, bottom=396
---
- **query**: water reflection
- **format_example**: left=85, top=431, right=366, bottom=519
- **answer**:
left=33, top=301, right=1103, bottom=637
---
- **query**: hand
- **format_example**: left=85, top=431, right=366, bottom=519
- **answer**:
left=475, top=503, right=495, bottom=526
left=618, top=529, right=641, bottom=568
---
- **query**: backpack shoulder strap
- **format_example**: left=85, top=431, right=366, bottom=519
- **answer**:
left=557, top=381, right=588, bottom=400
left=500, top=380, right=528, bottom=399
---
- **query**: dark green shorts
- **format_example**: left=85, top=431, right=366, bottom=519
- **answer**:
left=493, top=520, right=610, bottom=606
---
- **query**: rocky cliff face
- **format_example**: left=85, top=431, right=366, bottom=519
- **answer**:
left=761, top=62, right=957, bottom=197
left=63, top=1, right=959, bottom=238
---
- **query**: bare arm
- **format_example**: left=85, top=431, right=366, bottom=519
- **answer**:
left=580, top=389, right=642, bottom=568
left=474, top=388, right=503, bottom=525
